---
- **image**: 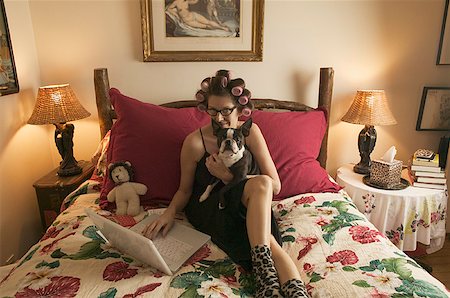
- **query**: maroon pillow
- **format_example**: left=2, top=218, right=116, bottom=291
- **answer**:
left=251, top=109, right=342, bottom=200
left=100, top=88, right=209, bottom=207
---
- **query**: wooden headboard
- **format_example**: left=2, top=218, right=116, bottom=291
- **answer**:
left=94, top=68, right=334, bottom=169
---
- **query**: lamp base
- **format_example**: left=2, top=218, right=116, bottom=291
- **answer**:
left=353, top=163, right=370, bottom=175
left=58, top=163, right=82, bottom=176
left=54, top=123, right=82, bottom=177
left=353, top=125, right=377, bottom=175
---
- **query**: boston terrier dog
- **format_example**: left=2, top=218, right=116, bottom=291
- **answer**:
left=199, top=118, right=260, bottom=209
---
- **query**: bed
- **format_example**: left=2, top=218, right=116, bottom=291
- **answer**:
left=0, top=68, right=449, bottom=297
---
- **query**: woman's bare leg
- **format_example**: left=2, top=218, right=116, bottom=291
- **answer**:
left=242, top=176, right=309, bottom=297
left=242, top=175, right=282, bottom=297
left=270, top=236, right=301, bottom=284
left=242, top=175, right=273, bottom=246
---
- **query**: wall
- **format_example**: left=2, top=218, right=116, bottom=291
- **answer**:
left=0, top=0, right=50, bottom=265
left=1, top=0, right=449, bottom=263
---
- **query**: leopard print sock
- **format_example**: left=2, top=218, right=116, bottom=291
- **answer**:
left=281, top=278, right=309, bottom=297
left=251, top=244, right=282, bottom=298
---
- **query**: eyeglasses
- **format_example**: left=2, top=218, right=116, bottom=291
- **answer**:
left=206, top=106, right=236, bottom=117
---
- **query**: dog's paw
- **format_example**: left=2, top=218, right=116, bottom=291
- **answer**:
left=199, top=193, right=208, bottom=202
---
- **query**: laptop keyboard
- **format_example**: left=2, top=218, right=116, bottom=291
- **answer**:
left=152, top=236, right=193, bottom=264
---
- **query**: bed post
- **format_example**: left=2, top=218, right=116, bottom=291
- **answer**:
left=317, top=67, right=334, bottom=169
left=94, top=68, right=113, bottom=139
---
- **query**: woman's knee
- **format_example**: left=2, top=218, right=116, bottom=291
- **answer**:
left=242, top=175, right=273, bottom=206
left=247, top=175, right=273, bottom=194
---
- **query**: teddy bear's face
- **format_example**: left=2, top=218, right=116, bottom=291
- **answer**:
left=110, top=165, right=131, bottom=184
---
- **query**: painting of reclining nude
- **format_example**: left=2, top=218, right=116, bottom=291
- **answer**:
left=165, top=0, right=240, bottom=37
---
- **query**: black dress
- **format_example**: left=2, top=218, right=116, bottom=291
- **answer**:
left=184, top=129, right=282, bottom=271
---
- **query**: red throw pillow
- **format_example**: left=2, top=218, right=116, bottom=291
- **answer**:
left=251, top=109, right=342, bottom=200
left=100, top=88, right=209, bottom=207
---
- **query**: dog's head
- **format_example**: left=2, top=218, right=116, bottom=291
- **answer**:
left=212, top=118, right=252, bottom=160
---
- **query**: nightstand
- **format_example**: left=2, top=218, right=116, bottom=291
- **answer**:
left=33, top=160, right=94, bottom=230
left=336, top=164, right=447, bottom=254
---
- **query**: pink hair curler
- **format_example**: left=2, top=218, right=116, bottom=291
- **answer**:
left=196, top=92, right=205, bottom=102
left=242, top=108, right=252, bottom=117
left=221, top=76, right=228, bottom=88
left=232, top=86, right=243, bottom=96
left=238, top=95, right=249, bottom=105
left=197, top=104, right=207, bottom=112
left=201, top=80, right=209, bottom=92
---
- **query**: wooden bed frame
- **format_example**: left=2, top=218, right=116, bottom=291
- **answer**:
left=94, top=67, right=334, bottom=169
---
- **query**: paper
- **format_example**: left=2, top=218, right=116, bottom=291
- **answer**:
left=381, top=146, right=397, bottom=163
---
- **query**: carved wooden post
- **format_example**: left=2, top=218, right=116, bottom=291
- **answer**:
left=94, top=68, right=113, bottom=139
left=318, top=67, right=334, bottom=169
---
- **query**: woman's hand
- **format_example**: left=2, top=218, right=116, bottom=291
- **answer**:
left=142, top=209, right=176, bottom=239
left=205, top=153, right=233, bottom=183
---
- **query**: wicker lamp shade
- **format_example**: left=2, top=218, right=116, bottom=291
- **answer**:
left=341, top=90, right=397, bottom=126
left=28, top=84, right=90, bottom=125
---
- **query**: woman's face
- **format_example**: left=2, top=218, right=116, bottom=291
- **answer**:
left=207, top=94, right=240, bottom=129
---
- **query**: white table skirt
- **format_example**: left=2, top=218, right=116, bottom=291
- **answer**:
left=336, top=164, right=448, bottom=254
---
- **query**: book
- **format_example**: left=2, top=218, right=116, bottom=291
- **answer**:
left=412, top=154, right=439, bottom=167
left=413, top=170, right=445, bottom=178
left=416, top=176, right=446, bottom=184
left=413, top=182, right=446, bottom=190
left=410, top=165, right=443, bottom=173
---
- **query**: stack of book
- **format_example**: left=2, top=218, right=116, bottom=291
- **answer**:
left=409, top=149, right=446, bottom=190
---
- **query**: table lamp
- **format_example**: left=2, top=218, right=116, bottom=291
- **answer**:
left=28, top=84, right=91, bottom=176
left=341, top=90, right=397, bottom=174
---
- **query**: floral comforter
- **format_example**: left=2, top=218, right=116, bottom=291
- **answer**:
left=0, top=180, right=448, bottom=297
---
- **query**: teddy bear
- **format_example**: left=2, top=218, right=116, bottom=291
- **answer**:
left=107, top=161, right=147, bottom=217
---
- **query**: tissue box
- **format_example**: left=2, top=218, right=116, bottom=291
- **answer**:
left=370, top=159, right=402, bottom=188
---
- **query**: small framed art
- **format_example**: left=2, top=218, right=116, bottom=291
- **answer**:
left=416, top=87, right=450, bottom=131
left=0, top=0, right=18, bottom=96
left=140, top=0, right=264, bottom=62
left=437, top=0, right=450, bottom=65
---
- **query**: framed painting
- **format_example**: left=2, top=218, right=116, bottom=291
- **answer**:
left=140, top=0, right=264, bottom=62
left=437, top=0, right=449, bottom=65
left=416, top=87, right=450, bottom=131
left=0, top=0, right=18, bottom=96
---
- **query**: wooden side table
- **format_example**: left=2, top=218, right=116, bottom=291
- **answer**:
left=33, top=160, right=94, bottom=230
left=336, top=163, right=448, bottom=254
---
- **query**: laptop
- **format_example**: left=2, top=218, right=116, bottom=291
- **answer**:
left=85, top=208, right=210, bottom=275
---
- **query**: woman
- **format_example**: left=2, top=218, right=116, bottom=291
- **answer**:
left=166, top=0, right=230, bottom=32
left=143, top=70, right=308, bottom=297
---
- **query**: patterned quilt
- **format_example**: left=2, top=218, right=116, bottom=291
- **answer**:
left=0, top=180, right=448, bottom=297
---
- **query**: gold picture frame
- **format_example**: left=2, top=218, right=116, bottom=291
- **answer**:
left=0, top=0, right=19, bottom=96
left=437, top=0, right=450, bottom=65
left=140, top=0, right=264, bottom=62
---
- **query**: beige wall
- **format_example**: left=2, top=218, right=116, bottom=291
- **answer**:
left=0, top=0, right=51, bottom=265
left=1, top=0, right=449, bottom=264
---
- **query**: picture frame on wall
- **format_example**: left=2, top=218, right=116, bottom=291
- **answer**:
left=0, top=0, right=18, bottom=96
left=416, top=87, right=450, bottom=131
left=437, top=0, right=449, bottom=65
left=140, top=0, right=264, bottom=62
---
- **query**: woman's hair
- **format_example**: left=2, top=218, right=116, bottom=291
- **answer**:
left=196, top=70, right=254, bottom=116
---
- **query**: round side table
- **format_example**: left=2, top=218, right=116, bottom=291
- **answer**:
left=336, top=164, right=448, bottom=253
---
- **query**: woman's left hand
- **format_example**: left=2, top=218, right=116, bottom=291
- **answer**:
left=205, top=153, right=233, bottom=183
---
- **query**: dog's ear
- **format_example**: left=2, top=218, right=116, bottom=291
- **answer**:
left=211, top=119, right=221, bottom=136
left=240, top=118, right=252, bottom=137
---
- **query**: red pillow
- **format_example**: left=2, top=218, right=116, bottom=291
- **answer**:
left=251, top=109, right=342, bottom=200
left=100, top=88, right=209, bottom=207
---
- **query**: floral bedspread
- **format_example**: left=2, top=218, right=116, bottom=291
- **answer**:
left=0, top=180, right=448, bottom=297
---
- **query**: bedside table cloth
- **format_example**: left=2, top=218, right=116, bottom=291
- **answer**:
left=336, top=164, right=448, bottom=253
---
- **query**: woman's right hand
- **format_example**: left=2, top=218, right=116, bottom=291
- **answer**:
left=142, top=209, right=176, bottom=239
